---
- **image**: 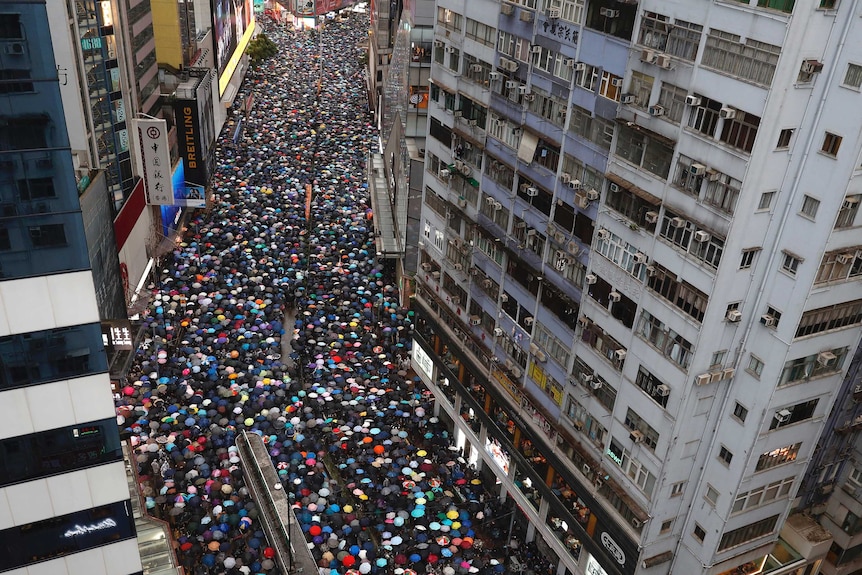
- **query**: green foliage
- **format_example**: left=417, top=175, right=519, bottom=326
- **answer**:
left=246, top=34, right=279, bottom=66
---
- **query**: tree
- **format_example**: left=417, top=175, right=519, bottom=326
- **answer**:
left=246, top=34, right=279, bottom=66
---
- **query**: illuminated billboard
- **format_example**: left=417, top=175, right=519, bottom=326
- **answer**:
left=215, top=0, right=255, bottom=95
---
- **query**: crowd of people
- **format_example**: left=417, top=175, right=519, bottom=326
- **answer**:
left=114, top=12, right=551, bottom=575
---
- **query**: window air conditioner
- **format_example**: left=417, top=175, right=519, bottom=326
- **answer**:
left=590, top=379, right=602, bottom=390
left=761, top=314, right=776, bottom=327
left=574, top=62, right=586, bottom=72
left=640, top=49, right=656, bottom=64
left=548, top=8, right=561, bottom=19
left=526, top=187, right=539, bottom=197
left=801, top=60, right=824, bottom=75
left=656, top=384, right=670, bottom=397
left=563, top=58, right=576, bottom=68
left=611, top=78, right=624, bottom=88
left=597, top=229, right=610, bottom=240
left=561, top=172, right=571, bottom=184
left=633, top=253, right=648, bottom=264
left=494, top=328, right=504, bottom=337
left=470, top=315, right=481, bottom=326
left=644, top=211, right=658, bottom=223
left=694, top=230, right=711, bottom=243
left=505, top=80, right=519, bottom=89
left=600, top=7, right=620, bottom=17
left=585, top=274, right=597, bottom=285
left=614, top=349, right=627, bottom=361
left=531, top=45, right=542, bottom=55
left=775, top=409, right=791, bottom=423
left=620, top=93, right=636, bottom=104
left=719, top=107, right=737, bottom=120
left=520, top=10, right=534, bottom=22
left=609, top=291, right=621, bottom=303
left=817, top=351, right=837, bottom=366
left=569, top=180, right=582, bottom=191
left=629, top=430, right=645, bottom=443
left=670, top=217, right=686, bottom=228
left=726, top=309, right=742, bottom=322
left=655, top=54, right=672, bottom=69
left=586, top=189, right=600, bottom=201
left=421, top=263, right=432, bottom=271
left=689, top=163, right=706, bottom=176
left=501, top=3, right=515, bottom=15
left=489, top=71, right=501, bottom=80
left=648, top=105, right=664, bottom=117
left=685, top=95, right=701, bottom=107
left=609, top=182, right=620, bottom=193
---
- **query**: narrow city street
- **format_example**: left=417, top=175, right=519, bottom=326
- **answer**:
left=117, top=12, right=546, bottom=575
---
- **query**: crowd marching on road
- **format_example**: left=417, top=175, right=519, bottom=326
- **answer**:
left=116, top=12, right=558, bottom=575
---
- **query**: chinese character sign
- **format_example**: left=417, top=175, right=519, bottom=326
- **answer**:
left=131, top=118, right=173, bottom=205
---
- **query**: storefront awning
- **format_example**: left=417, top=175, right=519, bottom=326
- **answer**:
left=368, top=153, right=401, bottom=257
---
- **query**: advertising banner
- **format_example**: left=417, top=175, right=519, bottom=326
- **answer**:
left=171, top=161, right=206, bottom=209
left=174, top=99, right=208, bottom=186
left=131, top=118, right=172, bottom=205
left=215, top=0, right=255, bottom=95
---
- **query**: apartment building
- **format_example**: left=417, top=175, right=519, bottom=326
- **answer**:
left=0, top=2, right=142, bottom=574
left=412, top=0, right=862, bottom=574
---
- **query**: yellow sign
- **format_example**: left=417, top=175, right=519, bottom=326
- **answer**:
left=219, top=20, right=256, bottom=96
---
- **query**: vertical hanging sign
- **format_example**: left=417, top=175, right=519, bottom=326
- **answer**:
left=131, top=118, right=173, bottom=205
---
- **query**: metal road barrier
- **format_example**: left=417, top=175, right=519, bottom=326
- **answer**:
left=236, top=431, right=318, bottom=575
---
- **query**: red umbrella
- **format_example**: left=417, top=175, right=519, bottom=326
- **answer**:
left=263, top=547, right=276, bottom=559
left=343, top=555, right=357, bottom=567
left=395, top=554, right=408, bottom=565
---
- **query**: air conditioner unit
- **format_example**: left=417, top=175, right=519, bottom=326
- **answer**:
left=644, top=211, right=658, bottom=224
left=761, top=314, right=776, bottom=327
left=525, top=187, right=539, bottom=197
left=600, top=7, right=620, bottom=17
left=482, top=278, right=493, bottom=288
left=723, top=367, right=736, bottom=380
left=726, top=309, right=742, bottom=322
left=4, top=42, right=24, bottom=55
left=568, top=180, right=582, bottom=191
left=457, top=198, right=468, bottom=208
left=470, top=64, right=484, bottom=73
left=535, top=350, right=547, bottom=362
left=548, top=8, right=561, bottom=19
left=431, top=271, right=441, bottom=279
left=685, top=95, right=701, bottom=107
left=609, top=291, right=621, bottom=303
left=500, top=293, right=508, bottom=302
left=489, top=71, right=501, bottom=80
left=451, top=296, right=461, bottom=305
left=817, top=351, right=837, bottom=366
left=582, top=374, right=594, bottom=384
left=522, top=94, right=535, bottom=102
left=630, top=429, right=644, bottom=443
left=554, top=231, right=566, bottom=243
left=526, top=229, right=537, bottom=238
left=695, top=373, right=711, bottom=386
left=597, top=229, right=610, bottom=240
left=454, top=110, right=463, bottom=117
left=640, top=49, right=656, bottom=64
left=518, top=85, right=531, bottom=95
left=525, top=316, right=535, bottom=326
left=689, top=163, right=707, bottom=176
left=719, top=107, right=737, bottom=120
left=611, top=78, right=624, bottom=88
left=530, top=45, right=542, bottom=55
left=494, top=327, right=504, bottom=337
left=520, top=9, right=534, bottom=22
left=585, top=273, right=597, bottom=285
left=505, top=80, right=519, bottom=89
left=454, top=263, right=464, bottom=271
left=843, top=196, right=860, bottom=207
left=631, top=518, right=643, bottom=529
left=501, top=58, right=519, bottom=72
left=501, top=2, right=515, bottom=15
left=706, top=168, right=721, bottom=182
left=694, top=230, right=711, bottom=243
left=445, top=46, right=454, bottom=53
left=560, top=172, right=572, bottom=184
left=586, top=189, right=600, bottom=201
left=801, top=60, right=824, bottom=75
left=620, top=93, right=636, bottom=104
left=615, top=349, right=627, bottom=361
left=582, top=463, right=591, bottom=474
left=656, top=384, right=671, bottom=397
left=837, top=253, right=854, bottom=264
left=573, top=62, right=586, bottom=72
left=633, top=253, right=648, bottom=264
left=575, top=193, right=590, bottom=209
left=648, top=105, right=665, bottom=117
left=511, top=366, right=523, bottom=378
left=775, top=409, right=791, bottom=423
left=590, top=379, right=602, bottom=390
left=646, top=265, right=657, bottom=277
left=470, top=315, right=482, bottom=325
left=563, top=58, right=576, bottom=68
left=608, top=182, right=620, bottom=194
left=440, top=169, right=451, bottom=178
left=434, top=40, right=445, bottom=48
left=670, top=217, right=686, bottom=228
left=421, top=262, right=432, bottom=271
left=567, top=241, right=580, bottom=256
left=491, top=200, right=502, bottom=211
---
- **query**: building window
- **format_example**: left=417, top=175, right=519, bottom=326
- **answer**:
left=719, top=109, right=761, bottom=153
left=769, top=399, right=819, bottom=430
left=711, top=350, right=727, bottom=367
left=758, top=191, right=776, bottom=211
left=646, top=262, right=709, bottom=322
left=605, top=438, right=657, bottom=497
left=671, top=481, right=686, bottom=497
left=733, top=402, right=748, bottom=422
left=702, top=30, right=780, bottom=87
left=740, top=248, right=759, bottom=269
left=764, top=305, right=782, bottom=328
left=687, top=95, right=722, bottom=137
left=659, top=211, right=724, bottom=269
left=28, top=224, right=67, bottom=248
left=547, top=0, right=586, bottom=24
left=448, top=47, right=460, bottom=73
left=704, top=171, right=742, bottom=214
left=756, top=0, right=795, bottom=12
left=801, top=195, right=821, bottom=219
left=815, top=249, right=862, bottom=284
left=660, top=519, right=674, bottom=533
left=779, top=347, right=848, bottom=386
left=615, top=124, right=674, bottom=179
left=465, top=18, right=496, bottom=46
left=849, top=468, right=862, bottom=487
left=637, top=310, right=695, bottom=369
left=756, top=442, right=801, bottom=472
left=781, top=251, right=802, bottom=275
left=0, top=69, right=34, bottom=94
left=796, top=299, right=862, bottom=338
left=705, top=485, right=720, bottom=506
left=693, top=524, right=706, bottom=543
left=718, top=515, right=779, bottom=552
left=719, top=446, right=733, bottom=465
left=594, top=227, right=648, bottom=281
left=747, top=355, right=765, bottom=378
left=657, top=82, right=688, bottom=124
left=0, top=13, right=23, bottom=39
left=835, top=196, right=861, bottom=229
left=733, top=478, right=794, bottom=514
left=822, top=132, right=843, bottom=157
left=624, top=408, right=660, bottom=450
left=844, top=63, right=862, bottom=89
left=628, top=71, right=654, bottom=109
left=575, top=63, right=600, bottom=92
left=635, top=366, right=669, bottom=408
left=776, top=128, right=794, bottom=149
left=820, top=0, right=838, bottom=7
